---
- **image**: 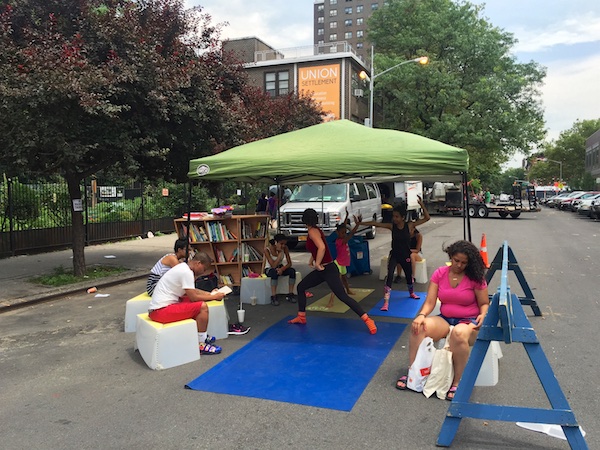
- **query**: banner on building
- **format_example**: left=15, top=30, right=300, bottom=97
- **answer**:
left=299, top=63, right=340, bottom=121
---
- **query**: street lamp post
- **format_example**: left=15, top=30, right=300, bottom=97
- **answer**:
left=547, top=159, right=563, bottom=183
left=359, top=45, right=428, bottom=128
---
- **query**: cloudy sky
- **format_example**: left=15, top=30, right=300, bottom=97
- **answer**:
left=185, top=0, right=600, bottom=152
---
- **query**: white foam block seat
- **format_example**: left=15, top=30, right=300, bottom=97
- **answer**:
left=240, top=277, right=270, bottom=305
left=206, top=300, right=228, bottom=340
left=379, top=255, right=389, bottom=281
left=414, top=258, right=428, bottom=284
left=275, top=271, right=302, bottom=295
left=124, top=292, right=152, bottom=333
left=428, top=299, right=502, bottom=386
left=474, top=341, right=502, bottom=387
left=135, top=313, right=200, bottom=370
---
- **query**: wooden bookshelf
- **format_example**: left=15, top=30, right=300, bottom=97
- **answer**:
left=174, top=214, right=269, bottom=287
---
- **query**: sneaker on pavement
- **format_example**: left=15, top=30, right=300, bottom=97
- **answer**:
left=199, top=342, right=222, bottom=354
left=228, top=323, right=251, bottom=335
left=286, top=293, right=297, bottom=303
left=205, top=335, right=216, bottom=344
left=394, top=275, right=402, bottom=284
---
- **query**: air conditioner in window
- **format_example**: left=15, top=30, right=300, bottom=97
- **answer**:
left=353, top=88, right=364, bottom=97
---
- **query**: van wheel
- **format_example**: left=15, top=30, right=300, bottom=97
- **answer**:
left=510, top=212, right=521, bottom=219
left=366, top=225, right=376, bottom=239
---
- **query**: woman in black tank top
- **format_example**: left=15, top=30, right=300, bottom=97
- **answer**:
left=356, top=197, right=430, bottom=311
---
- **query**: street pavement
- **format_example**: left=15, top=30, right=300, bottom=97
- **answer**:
left=0, top=209, right=597, bottom=449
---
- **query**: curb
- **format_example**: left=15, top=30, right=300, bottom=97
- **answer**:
left=0, top=270, right=150, bottom=313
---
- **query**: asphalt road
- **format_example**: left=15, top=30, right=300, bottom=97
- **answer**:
left=0, top=208, right=597, bottom=450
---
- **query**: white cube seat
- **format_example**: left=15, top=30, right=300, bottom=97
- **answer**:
left=414, top=258, right=428, bottom=284
left=241, top=271, right=303, bottom=305
left=135, top=313, right=200, bottom=370
left=379, top=255, right=427, bottom=284
left=206, top=301, right=229, bottom=340
left=124, top=292, right=152, bottom=333
left=275, top=271, right=302, bottom=295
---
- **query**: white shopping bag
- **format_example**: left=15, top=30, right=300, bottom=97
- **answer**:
left=423, top=327, right=454, bottom=399
left=407, top=337, right=435, bottom=392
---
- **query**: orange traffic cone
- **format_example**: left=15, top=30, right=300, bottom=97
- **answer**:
left=480, top=233, right=490, bottom=269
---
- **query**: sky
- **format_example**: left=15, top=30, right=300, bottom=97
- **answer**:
left=185, top=0, right=600, bottom=166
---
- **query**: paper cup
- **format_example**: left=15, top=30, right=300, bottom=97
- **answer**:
left=237, top=309, right=245, bottom=323
left=250, top=296, right=257, bottom=306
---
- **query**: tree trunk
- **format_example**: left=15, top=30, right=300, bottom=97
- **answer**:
left=66, top=174, right=86, bottom=277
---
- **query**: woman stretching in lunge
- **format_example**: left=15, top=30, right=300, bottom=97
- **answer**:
left=288, top=208, right=377, bottom=335
left=357, top=197, right=430, bottom=311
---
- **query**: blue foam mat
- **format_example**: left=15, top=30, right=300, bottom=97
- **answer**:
left=186, top=316, right=406, bottom=411
left=367, top=290, right=427, bottom=319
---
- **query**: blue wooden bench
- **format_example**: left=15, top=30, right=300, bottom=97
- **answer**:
left=437, top=241, right=588, bottom=449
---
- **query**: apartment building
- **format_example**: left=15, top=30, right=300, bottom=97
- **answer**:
left=585, top=129, right=600, bottom=188
left=313, top=0, right=385, bottom=62
left=223, top=37, right=370, bottom=123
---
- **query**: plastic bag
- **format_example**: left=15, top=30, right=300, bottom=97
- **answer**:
left=407, top=337, right=435, bottom=392
left=423, top=327, right=454, bottom=399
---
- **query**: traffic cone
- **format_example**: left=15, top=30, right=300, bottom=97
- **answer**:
left=480, top=233, right=490, bottom=269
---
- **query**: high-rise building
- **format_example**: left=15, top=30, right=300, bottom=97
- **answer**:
left=313, top=0, right=385, bottom=62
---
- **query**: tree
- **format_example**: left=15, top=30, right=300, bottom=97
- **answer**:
left=527, top=119, right=600, bottom=188
left=368, top=0, right=546, bottom=179
left=0, top=0, right=323, bottom=275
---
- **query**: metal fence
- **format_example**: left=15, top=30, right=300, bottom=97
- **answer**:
left=0, top=177, right=179, bottom=258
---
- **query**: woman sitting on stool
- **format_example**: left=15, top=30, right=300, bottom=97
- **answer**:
left=395, top=240, right=489, bottom=400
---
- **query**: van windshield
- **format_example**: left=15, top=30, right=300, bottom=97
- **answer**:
left=288, top=184, right=347, bottom=202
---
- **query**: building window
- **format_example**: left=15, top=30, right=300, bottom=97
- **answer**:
left=318, top=39, right=324, bottom=45
left=356, top=42, right=364, bottom=48
left=318, top=4, right=324, bottom=11
left=330, top=0, right=337, bottom=4
left=318, top=28, right=324, bottom=35
left=345, top=31, right=352, bottom=39
left=345, top=19, right=352, bottom=26
left=356, top=5, right=364, bottom=13
left=371, top=2, right=379, bottom=10
left=265, top=71, right=289, bottom=97
left=345, top=7, right=353, bottom=13
left=356, top=30, right=364, bottom=37
left=356, top=17, right=364, bottom=25
left=329, top=33, right=338, bottom=41
left=318, top=16, right=324, bottom=24
left=330, top=21, right=337, bottom=28
left=330, top=9, right=337, bottom=16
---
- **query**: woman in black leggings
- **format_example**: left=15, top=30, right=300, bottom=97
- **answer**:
left=288, top=208, right=377, bottom=335
left=357, top=197, right=430, bottom=311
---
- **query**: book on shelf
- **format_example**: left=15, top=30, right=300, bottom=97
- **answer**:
left=219, top=274, right=234, bottom=285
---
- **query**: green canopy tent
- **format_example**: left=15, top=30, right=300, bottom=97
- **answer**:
left=188, top=120, right=468, bottom=184
left=187, top=120, right=472, bottom=239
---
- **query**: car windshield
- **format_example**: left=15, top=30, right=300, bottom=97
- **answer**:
left=288, top=184, right=347, bottom=202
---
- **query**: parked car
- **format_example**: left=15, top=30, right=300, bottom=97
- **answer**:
left=590, top=198, right=600, bottom=219
left=545, top=192, right=570, bottom=208
left=573, top=192, right=600, bottom=214
left=556, top=191, right=586, bottom=210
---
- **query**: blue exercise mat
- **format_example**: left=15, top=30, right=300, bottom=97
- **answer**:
left=185, top=316, right=406, bottom=411
left=367, top=290, right=427, bottom=319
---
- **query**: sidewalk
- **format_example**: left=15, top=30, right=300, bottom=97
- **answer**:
left=0, top=233, right=179, bottom=311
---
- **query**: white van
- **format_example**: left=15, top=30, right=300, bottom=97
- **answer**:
left=278, top=182, right=382, bottom=248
